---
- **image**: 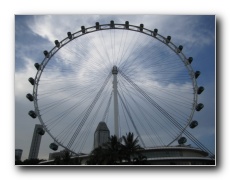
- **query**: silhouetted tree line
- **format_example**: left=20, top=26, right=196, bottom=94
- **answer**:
left=15, top=132, right=148, bottom=165
left=52, top=151, right=82, bottom=165
left=15, top=151, right=81, bottom=165
left=15, top=158, right=46, bottom=165
left=86, top=132, right=148, bottom=165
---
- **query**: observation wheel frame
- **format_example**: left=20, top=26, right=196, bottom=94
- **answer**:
left=32, top=21, right=199, bottom=154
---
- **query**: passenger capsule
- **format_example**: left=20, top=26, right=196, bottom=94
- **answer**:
left=177, top=45, right=183, bottom=53
left=190, top=120, right=198, bottom=128
left=95, top=22, right=100, bottom=30
left=26, top=93, right=34, bottom=101
left=153, top=29, right=158, bottom=37
left=178, top=137, right=187, bottom=144
left=81, top=26, right=85, bottom=33
left=67, top=32, right=72, bottom=39
left=197, top=86, right=204, bottom=94
left=166, top=36, right=171, bottom=43
left=140, top=24, right=144, bottom=32
left=188, top=57, right=193, bottom=64
left=196, top=103, right=204, bottom=111
left=54, top=40, right=60, bottom=48
left=125, top=21, right=129, bottom=29
left=43, top=50, right=49, bottom=58
left=110, top=20, right=115, bottom=28
left=195, top=71, right=201, bottom=79
left=37, top=128, right=45, bottom=135
left=28, top=110, right=37, bottom=118
left=28, top=77, right=35, bottom=85
left=34, top=63, right=40, bottom=70
left=49, top=143, right=58, bottom=151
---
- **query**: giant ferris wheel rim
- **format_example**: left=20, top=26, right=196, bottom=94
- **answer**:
left=32, top=21, right=198, bottom=153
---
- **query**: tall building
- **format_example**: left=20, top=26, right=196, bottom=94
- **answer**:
left=15, top=149, right=23, bottom=161
left=94, top=122, right=110, bottom=149
left=28, top=124, right=44, bottom=159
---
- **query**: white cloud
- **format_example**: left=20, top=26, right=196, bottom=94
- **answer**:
left=27, top=15, right=215, bottom=50
left=15, top=57, right=37, bottom=98
left=15, top=15, right=215, bottom=158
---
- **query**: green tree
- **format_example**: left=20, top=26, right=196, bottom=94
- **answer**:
left=105, top=135, right=123, bottom=164
left=87, top=135, right=122, bottom=165
left=87, top=146, right=107, bottom=165
left=87, top=132, right=145, bottom=165
left=53, top=156, right=61, bottom=165
left=62, top=150, right=71, bottom=164
left=122, top=132, right=143, bottom=164
left=52, top=150, right=77, bottom=165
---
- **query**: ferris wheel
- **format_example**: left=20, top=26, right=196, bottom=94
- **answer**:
left=27, top=21, right=205, bottom=155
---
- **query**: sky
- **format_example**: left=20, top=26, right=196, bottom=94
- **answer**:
left=15, top=14, right=215, bottom=161
left=2, top=0, right=230, bottom=179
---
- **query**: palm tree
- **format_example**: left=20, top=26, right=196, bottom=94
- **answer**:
left=87, top=135, right=123, bottom=165
left=87, top=146, right=107, bottom=165
left=122, top=132, right=143, bottom=164
left=87, top=133, right=144, bottom=165
left=105, top=135, right=123, bottom=164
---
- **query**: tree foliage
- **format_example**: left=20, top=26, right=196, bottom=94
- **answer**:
left=87, top=132, right=147, bottom=165
left=15, top=133, right=147, bottom=165
left=15, top=158, right=46, bottom=165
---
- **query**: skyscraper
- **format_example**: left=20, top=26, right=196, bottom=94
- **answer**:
left=94, top=122, right=110, bottom=149
left=28, top=124, right=44, bottom=159
left=15, top=149, right=23, bottom=161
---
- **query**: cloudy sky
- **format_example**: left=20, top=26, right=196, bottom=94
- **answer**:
left=15, top=14, right=215, bottom=161
left=4, top=0, right=230, bottom=179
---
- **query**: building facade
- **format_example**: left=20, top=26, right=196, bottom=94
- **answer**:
left=138, top=146, right=215, bottom=165
left=15, top=149, right=23, bottom=161
left=28, top=124, right=43, bottom=159
left=40, top=145, right=215, bottom=165
left=94, top=122, right=110, bottom=149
